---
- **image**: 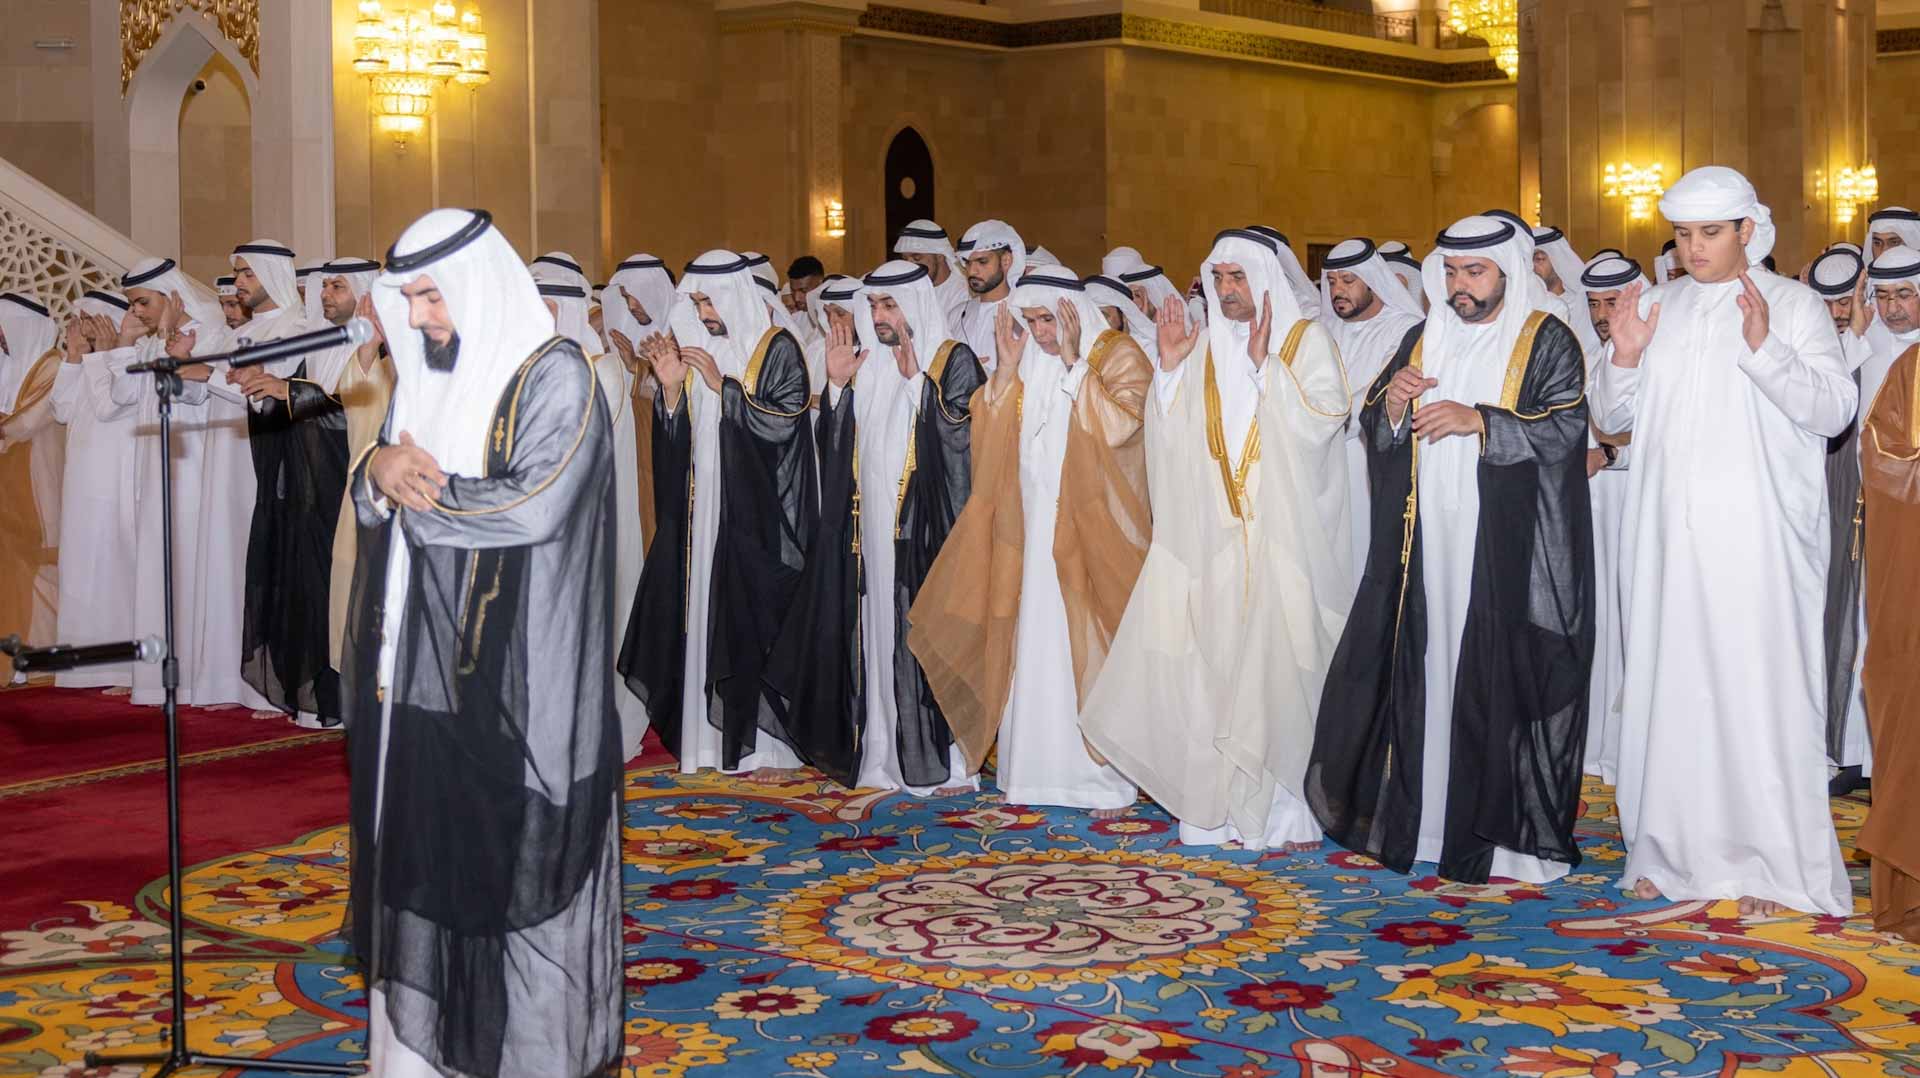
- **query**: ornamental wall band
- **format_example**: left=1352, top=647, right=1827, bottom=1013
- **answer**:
left=121, top=0, right=262, bottom=94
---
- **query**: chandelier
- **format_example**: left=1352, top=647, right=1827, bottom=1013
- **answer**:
left=1603, top=161, right=1665, bottom=222
left=1835, top=165, right=1878, bottom=225
left=352, top=0, right=490, bottom=146
left=1449, top=0, right=1518, bottom=80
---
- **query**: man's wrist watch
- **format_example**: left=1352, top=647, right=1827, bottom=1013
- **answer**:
left=1601, top=444, right=1618, bottom=465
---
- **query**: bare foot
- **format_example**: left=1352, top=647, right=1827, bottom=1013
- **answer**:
left=1091, top=807, right=1129, bottom=820
left=1737, top=895, right=1789, bottom=918
left=745, top=767, right=798, bottom=786
left=104, top=686, right=132, bottom=697
left=931, top=785, right=974, bottom=797
left=1631, top=878, right=1662, bottom=901
left=250, top=708, right=283, bottom=720
left=201, top=703, right=239, bottom=712
left=1283, top=840, right=1324, bottom=853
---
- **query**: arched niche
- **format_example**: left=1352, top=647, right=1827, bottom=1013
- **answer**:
left=124, top=12, right=259, bottom=259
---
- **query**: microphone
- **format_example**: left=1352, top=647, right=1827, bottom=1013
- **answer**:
left=129, top=318, right=375, bottom=373
left=9, top=636, right=167, bottom=674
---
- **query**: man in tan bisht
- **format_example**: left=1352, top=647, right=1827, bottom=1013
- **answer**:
left=1082, top=229, right=1354, bottom=852
left=909, top=264, right=1152, bottom=818
left=328, top=268, right=396, bottom=671
left=0, top=292, right=64, bottom=645
left=1858, top=244, right=1920, bottom=943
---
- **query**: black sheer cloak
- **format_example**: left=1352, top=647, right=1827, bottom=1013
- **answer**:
left=619, top=383, right=693, bottom=754
left=892, top=343, right=985, bottom=787
left=762, top=378, right=863, bottom=786
left=1308, top=315, right=1595, bottom=883
left=1822, top=372, right=1864, bottom=760
left=340, top=337, right=624, bottom=1078
left=708, top=329, right=821, bottom=768
left=241, top=358, right=348, bottom=720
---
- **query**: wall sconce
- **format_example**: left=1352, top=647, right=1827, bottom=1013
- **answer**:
left=1835, top=165, right=1878, bottom=225
left=353, top=0, right=489, bottom=147
left=1603, top=161, right=1665, bottom=222
left=824, top=199, right=847, bottom=238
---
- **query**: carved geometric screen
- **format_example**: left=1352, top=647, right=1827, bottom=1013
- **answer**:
left=0, top=204, right=124, bottom=326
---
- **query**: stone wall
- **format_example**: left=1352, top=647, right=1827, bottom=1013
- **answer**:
left=0, top=0, right=95, bottom=214
left=177, top=53, right=252, bottom=282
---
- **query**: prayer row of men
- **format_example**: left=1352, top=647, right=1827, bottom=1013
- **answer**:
left=3, top=165, right=1920, bottom=1075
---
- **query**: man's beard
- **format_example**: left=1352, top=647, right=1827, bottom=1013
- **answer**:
left=422, top=330, right=461, bottom=372
left=968, top=269, right=1005, bottom=296
left=241, top=289, right=268, bottom=311
left=1333, top=286, right=1376, bottom=322
left=1449, top=279, right=1505, bottom=323
left=323, top=302, right=351, bottom=326
left=1593, top=320, right=1612, bottom=343
left=874, top=323, right=901, bottom=346
left=701, top=319, right=727, bottom=336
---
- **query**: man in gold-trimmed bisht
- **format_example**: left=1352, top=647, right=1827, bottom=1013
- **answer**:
left=1859, top=245, right=1920, bottom=942
left=909, top=264, right=1153, bottom=818
left=1080, top=229, right=1354, bottom=852
left=619, top=249, right=819, bottom=780
left=0, top=291, right=64, bottom=645
left=1307, top=214, right=1594, bottom=885
left=764, top=261, right=986, bottom=794
left=342, top=208, right=624, bottom=1076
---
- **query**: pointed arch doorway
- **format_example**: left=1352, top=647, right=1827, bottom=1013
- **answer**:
left=883, top=127, right=935, bottom=262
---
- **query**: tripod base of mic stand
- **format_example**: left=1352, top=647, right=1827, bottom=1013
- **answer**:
left=85, top=1047, right=362, bottom=1075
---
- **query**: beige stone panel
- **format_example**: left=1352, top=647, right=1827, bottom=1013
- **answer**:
left=0, top=0, right=97, bottom=210
left=1873, top=52, right=1920, bottom=225
left=600, top=0, right=722, bottom=273
left=178, top=54, right=252, bottom=283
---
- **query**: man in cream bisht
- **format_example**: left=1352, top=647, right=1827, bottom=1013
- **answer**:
left=49, top=289, right=139, bottom=689
left=909, top=265, right=1152, bottom=817
left=318, top=258, right=396, bottom=678
left=0, top=292, right=64, bottom=645
left=766, top=262, right=986, bottom=793
left=621, top=251, right=818, bottom=779
left=894, top=220, right=972, bottom=318
left=104, top=259, right=268, bottom=709
left=1081, top=229, right=1352, bottom=849
left=341, top=208, right=622, bottom=1077
left=1317, top=238, right=1425, bottom=583
left=1309, top=215, right=1593, bottom=885
left=1594, top=166, right=1855, bottom=918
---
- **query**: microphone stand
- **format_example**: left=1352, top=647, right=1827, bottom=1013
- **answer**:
left=84, top=348, right=360, bottom=1077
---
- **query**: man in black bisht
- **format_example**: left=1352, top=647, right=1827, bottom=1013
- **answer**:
left=1307, top=214, right=1594, bottom=885
left=341, top=208, right=623, bottom=1077
left=620, top=250, right=819, bottom=779
left=764, top=261, right=985, bottom=792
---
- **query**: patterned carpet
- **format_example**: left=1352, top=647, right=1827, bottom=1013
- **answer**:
left=3, top=756, right=1917, bottom=1078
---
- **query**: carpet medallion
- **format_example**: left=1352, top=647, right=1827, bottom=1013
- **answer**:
left=3, top=755, right=1917, bottom=1077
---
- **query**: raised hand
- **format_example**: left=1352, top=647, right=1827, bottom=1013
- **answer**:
left=680, top=345, right=722, bottom=394
left=116, top=309, right=146, bottom=348
left=1735, top=271, right=1770, bottom=354
left=62, top=318, right=86, bottom=364
left=992, top=303, right=1025, bottom=373
left=1383, top=366, right=1438, bottom=427
left=890, top=323, right=919, bottom=380
left=825, top=319, right=868, bottom=388
left=1849, top=271, right=1875, bottom=338
left=164, top=327, right=197, bottom=361
left=608, top=328, right=642, bottom=373
left=159, top=290, right=188, bottom=338
left=1056, top=300, right=1082, bottom=368
left=1606, top=281, right=1660, bottom=368
left=1155, top=298, right=1201, bottom=372
left=1247, top=291, right=1274, bottom=369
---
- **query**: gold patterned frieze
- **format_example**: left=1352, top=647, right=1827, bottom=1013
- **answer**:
left=121, top=0, right=261, bottom=95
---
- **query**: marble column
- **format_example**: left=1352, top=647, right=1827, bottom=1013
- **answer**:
left=1523, top=0, right=1874, bottom=269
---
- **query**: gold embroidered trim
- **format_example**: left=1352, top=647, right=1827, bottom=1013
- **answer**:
left=1203, top=347, right=1262, bottom=521
left=6, top=351, right=62, bottom=417
left=1085, top=332, right=1145, bottom=423
left=285, top=376, right=339, bottom=421
left=1272, top=320, right=1351, bottom=419
left=1382, top=335, right=1425, bottom=788
left=430, top=337, right=585, bottom=517
left=928, top=340, right=969, bottom=425
left=1497, top=311, right=1551, bottom=411
left=741, top=326, right=783, bottom=396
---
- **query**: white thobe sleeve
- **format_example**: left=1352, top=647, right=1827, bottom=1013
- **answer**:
left=826, top=382, right=846, bottom=408
left=80, top=353, right=132, bottom=421
left=1152, top=363, right=1186, bottom=415
left=1839, top=329, right=1875, bottom=375
left=49, top=362, right=82, bottom=424
left=1736, top=292, right=1856, bottom=439
left=108, top=345, right=209, bottom=407
left=1269, top=324, right=1352, bottom=441
left=1591, top=340, right=1638, bottom=437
